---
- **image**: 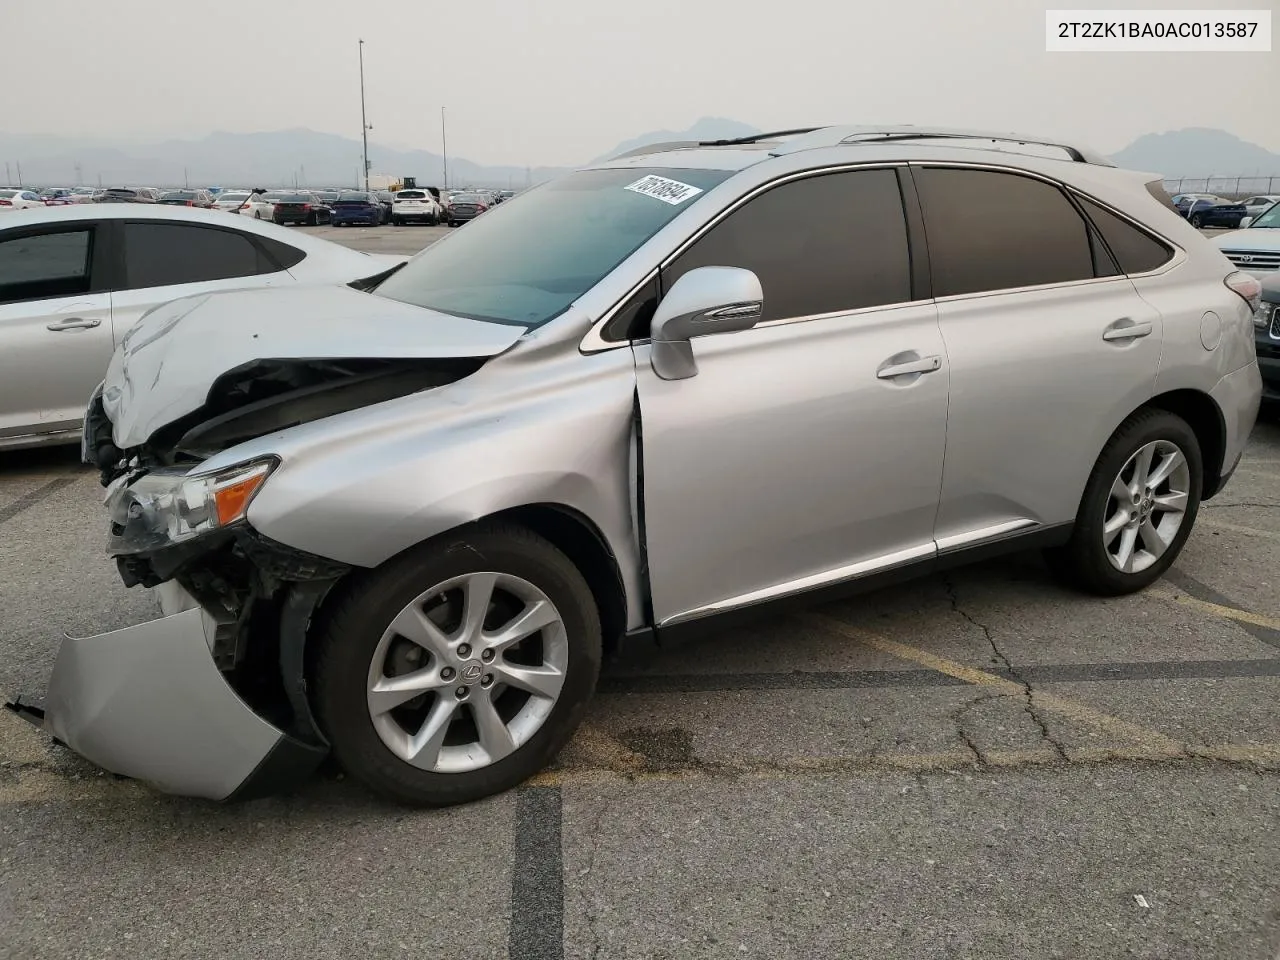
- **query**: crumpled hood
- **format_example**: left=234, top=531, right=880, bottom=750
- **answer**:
left=103, top=284, right=526, bottom=449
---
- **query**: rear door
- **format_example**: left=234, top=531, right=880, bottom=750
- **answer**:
left=634, top=166, right=949, bottom=624
left=913, top=165, right=1164, bottom=547
left=109, top=220, right=295, bottom=341
left=0, top=222, right=114, bottom=440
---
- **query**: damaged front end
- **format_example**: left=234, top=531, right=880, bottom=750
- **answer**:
left=30, top=354, right=491, bottom=802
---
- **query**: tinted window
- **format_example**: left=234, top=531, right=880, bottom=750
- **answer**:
left=1077, top=197, right=1173, bottom=274
left=0, top=229, right=94, bottom=303
left=338, top=192, right=372, bottom=201
left=123, top=223, right=268, bottom=288
left=915, top=168, right=1094, bottom=296
left=663, top=168, right=911, bottom=323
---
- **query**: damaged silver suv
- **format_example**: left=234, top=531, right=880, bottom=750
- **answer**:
left=20, top=127, right=1262, bottom=806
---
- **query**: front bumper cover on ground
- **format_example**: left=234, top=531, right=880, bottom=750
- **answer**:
left=17, top=597, right=326, bottom=802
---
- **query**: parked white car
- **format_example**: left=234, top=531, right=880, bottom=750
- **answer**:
left=1215, top=200, right=1280, bottom=279
left=1241, top=195, right=1280, bottom=220
left=0, top=189, right=45, bottom=211
left=213, top=191, right=253, bottom=213
left=240, top=191, right=288, bottom=220
left=0, top=204, right=408, bottom=449
left=391, top=189, right=444, bottom=225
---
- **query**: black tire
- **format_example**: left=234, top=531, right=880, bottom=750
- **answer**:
left=1189, top=214, right=1204, bottom=228
left=391, top=217, right=402, bottom=227
left=1045, top=408, right=1202, bottom=596
left=313, top=522, right=602, bottom=807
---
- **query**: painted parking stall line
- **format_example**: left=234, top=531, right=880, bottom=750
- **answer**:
left=509, top=786, right=565, bottom=960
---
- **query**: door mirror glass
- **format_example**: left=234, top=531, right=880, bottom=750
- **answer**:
left=1240, top=216, right=1254, bottom=228
left=649, top=266, right=763, bottom=381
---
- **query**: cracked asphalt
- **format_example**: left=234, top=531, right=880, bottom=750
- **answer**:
left=1, top=226, right=1278, bottom=959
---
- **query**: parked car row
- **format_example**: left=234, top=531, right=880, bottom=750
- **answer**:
left=1170, top=192, right=1279, bottom=229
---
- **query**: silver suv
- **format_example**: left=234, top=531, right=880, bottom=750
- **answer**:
left=20, top=126, right=1263, bottom=807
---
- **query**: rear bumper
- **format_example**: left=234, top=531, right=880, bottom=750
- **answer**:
left=28, top=590, right=325, bottom=802
left=332, top=211, right=381, bottom=223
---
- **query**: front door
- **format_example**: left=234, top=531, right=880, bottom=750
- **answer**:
left=634, top=167, right=950, bottom=625
left=0, top=223, right=114, bottom=440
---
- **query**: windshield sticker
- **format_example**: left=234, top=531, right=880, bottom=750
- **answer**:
left=624, top=175, right=703, bottom=205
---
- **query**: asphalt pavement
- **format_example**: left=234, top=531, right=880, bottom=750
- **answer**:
left=1, top=225, right=1277, bottom=959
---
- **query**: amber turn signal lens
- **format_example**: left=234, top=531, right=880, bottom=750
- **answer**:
left=213, top=468, right=271, bottom=526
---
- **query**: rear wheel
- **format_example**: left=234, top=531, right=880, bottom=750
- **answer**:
left=313, top=523, right=602, bottom=806
left=1189, top=213, right=1204, bottom=228
left=1045, top=409, right=1202, bottom=595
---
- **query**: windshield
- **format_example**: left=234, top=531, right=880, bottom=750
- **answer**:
left=1251, top=202, right=1280, bottom=228
left=375, top=166, right=732, bottom=328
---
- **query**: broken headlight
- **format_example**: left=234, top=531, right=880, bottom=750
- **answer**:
left=106, top=459, right=277, bottom=556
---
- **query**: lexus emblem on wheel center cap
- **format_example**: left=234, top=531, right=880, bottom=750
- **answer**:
left=460, top=662, right=483, bottom=683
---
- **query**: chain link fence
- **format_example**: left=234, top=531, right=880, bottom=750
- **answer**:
left=1162, top=176, right=1280, bottom=199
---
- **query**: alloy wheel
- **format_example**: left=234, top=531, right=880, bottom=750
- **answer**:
left=365, top=571, right=568, bottom=773
left=1102, top=439, right=1191, bottom=573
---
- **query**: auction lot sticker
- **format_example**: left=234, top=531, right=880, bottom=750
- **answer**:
left=625, top=175, right=704, bottom=205
left=1046, top=9, right=1271, bottom=51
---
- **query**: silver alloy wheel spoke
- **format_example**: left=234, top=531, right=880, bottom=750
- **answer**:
left=1111, top=475, right=1133, bottom=503
left=1130, top=444, right=1155, bottom=491
left=472, top=693, right=516, bottom=762
left=1146, top=450, right=1185, bottom=490
left=1140, top=517, right=1171, bottom=553
left=484, top=599, right=559, bottom=652
left=1103, top=508, right=1130, bottom=537
left=1153, top=490, right=1188, bottom=513
left=493, top=662, right=565, bottom=700
left=1114, top=525, right=1139, bottom=572
left=389, top=604, right=452, bottom=658
left=368, top=666, right=448, bottom=715
left=407, top=697, right=460, bottom=770
left=460, top=572, right=498, bottom=641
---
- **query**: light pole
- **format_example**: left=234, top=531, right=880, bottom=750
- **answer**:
left=358, top=39, right=371, bottom=192
left=441, top=106, right=449, bottom=190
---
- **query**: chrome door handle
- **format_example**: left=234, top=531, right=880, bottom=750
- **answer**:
left=1102, top=319, right=1153, bottom=342
left=876, top=355, right=942, bottom=379
left=46, top=317, right=102, bottom=331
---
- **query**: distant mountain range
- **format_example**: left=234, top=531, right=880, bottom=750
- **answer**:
left=1, top=120, right=1276, bottom=189
left=0, top=128, right=566, bottom=189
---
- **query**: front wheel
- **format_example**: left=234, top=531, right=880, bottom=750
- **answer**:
left=1045, top=409, right=1202, bottom=596
left=313, top=523, right=602, bottom=806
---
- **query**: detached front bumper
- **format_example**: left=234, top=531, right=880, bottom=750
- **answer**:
left=21, top=589, right=326, bottom=802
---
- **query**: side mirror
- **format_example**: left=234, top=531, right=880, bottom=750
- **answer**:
left=649, top=266, right=764, bottom=380
left=1240, top=216, right=1254, bottom=228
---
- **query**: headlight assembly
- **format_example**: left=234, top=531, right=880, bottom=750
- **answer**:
left=106, top=459, right=277, bottom=555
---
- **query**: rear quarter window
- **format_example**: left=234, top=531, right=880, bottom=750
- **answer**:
left=1076, top=197, right=1174, bottom=275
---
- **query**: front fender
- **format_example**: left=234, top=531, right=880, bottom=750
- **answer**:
left=239, top=343, right=643, bottom=622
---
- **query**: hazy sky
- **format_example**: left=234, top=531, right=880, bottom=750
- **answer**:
left=7, top=0, right=1278, bottom=167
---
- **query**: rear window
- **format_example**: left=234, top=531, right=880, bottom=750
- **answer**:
left=163, top=191, right=197, bottom=200
left=0, top=190, right=16, bottom=198
left=279, top=194, right=311, bottom=203
left=219, top=193, right=250, bottom=203
left=397, top=191, right=427, bottom=199
left=338, top=192, right=372, bottom=201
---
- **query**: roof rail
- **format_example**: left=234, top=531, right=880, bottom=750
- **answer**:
left=608, top=140, right=702, bottom=160
left=697, top=127, right=824, bottom=147
left=766, top=126, right=1115, bottom=167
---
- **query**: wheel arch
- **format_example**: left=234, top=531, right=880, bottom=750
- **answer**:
left=1145, top=388, right=1227, bottom=499
left=305, top=501, right=630, bottom=668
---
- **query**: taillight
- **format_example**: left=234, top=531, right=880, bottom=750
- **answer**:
left=0, top=200, right=11, bottom=206
left=302, top=203, right=311, bottom=211
left=1226, top=271, right=1262, bottom=312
